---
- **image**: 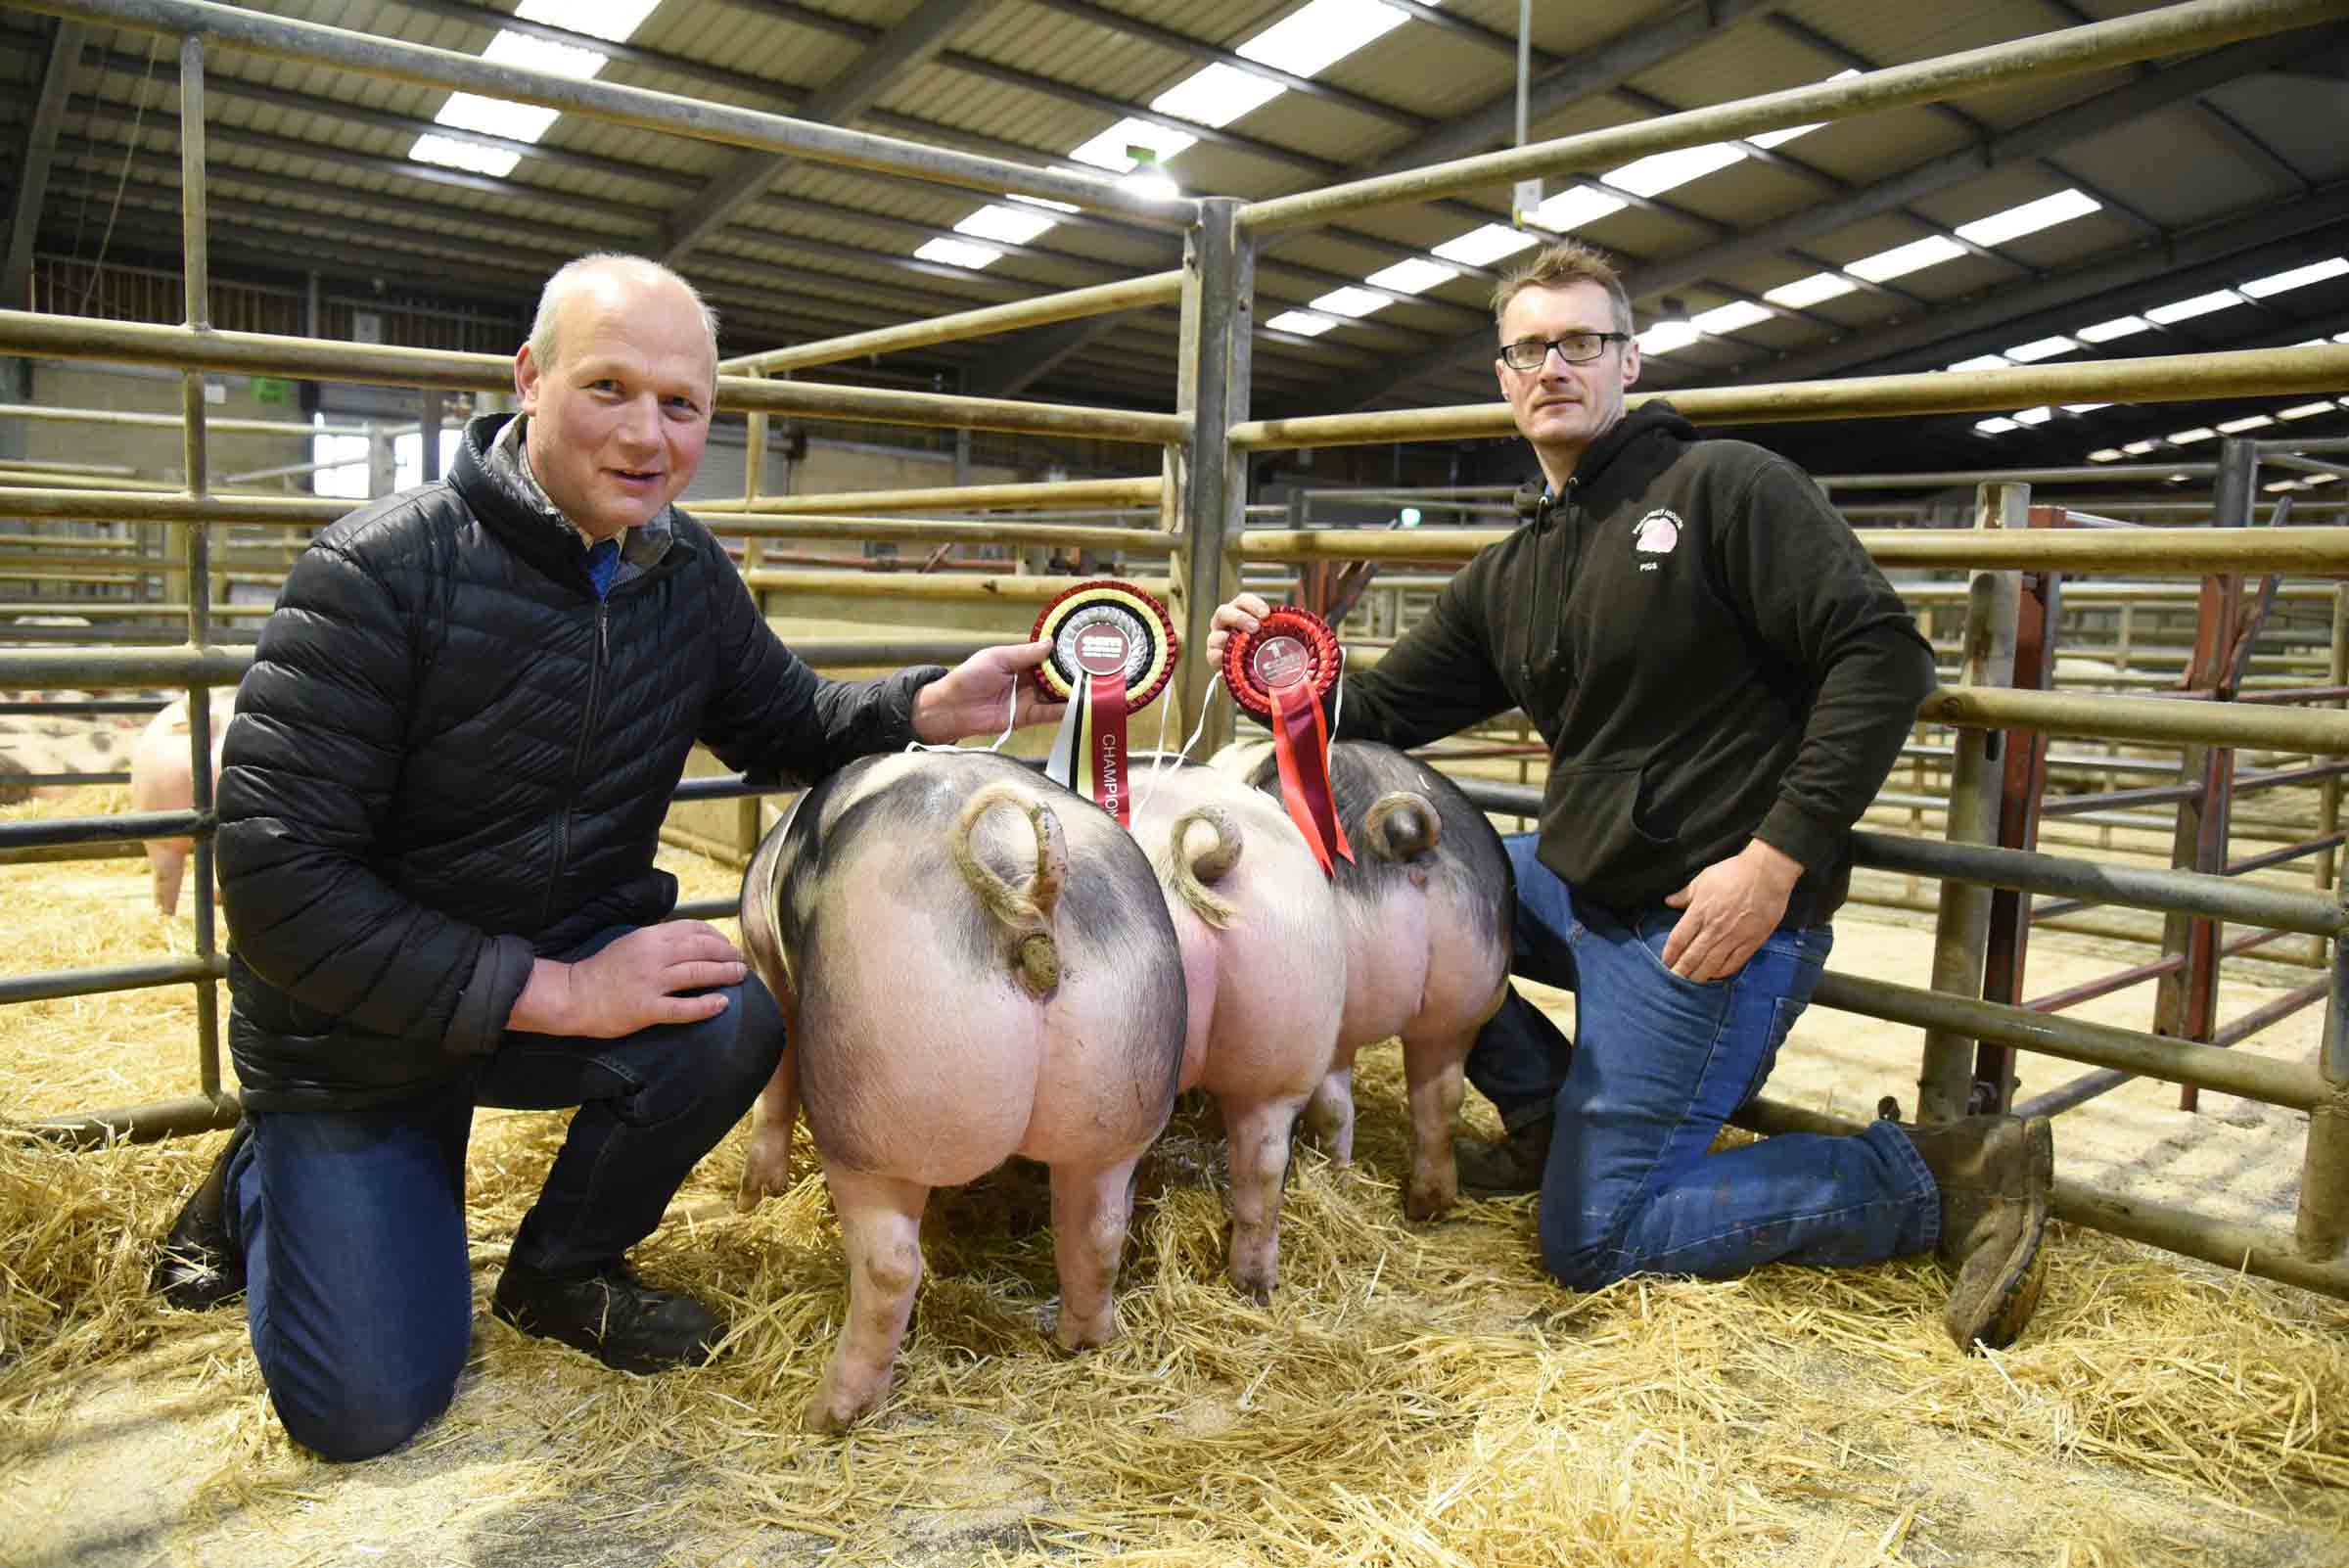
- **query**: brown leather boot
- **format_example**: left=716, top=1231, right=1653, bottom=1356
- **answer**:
left=1897, top=1113, right=2054, bottom=1354
left=1453, top=1116, right=1553, bottom=1196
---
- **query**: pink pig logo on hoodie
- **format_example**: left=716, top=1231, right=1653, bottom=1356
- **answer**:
left=1633, top=508, right=1682, bottom=555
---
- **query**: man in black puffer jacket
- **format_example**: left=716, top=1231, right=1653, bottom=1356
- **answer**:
left=151, top=254, right=1069, bottom=1461
left=1210, top=241, right=2055, bottom=1356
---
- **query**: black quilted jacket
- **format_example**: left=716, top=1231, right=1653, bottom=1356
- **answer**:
left=217, top=413, right=941, bottom=1112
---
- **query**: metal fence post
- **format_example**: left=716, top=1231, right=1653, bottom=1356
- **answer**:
left=1170, top=196, right=1250, bottom=759
left=1916, top=481, right=2024, bottom=1123
left=2155, top=437, right=2255, bottom=1103
left=177, top=32, right=228, bottom=1121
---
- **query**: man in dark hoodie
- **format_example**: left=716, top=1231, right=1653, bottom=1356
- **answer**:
left=150, top=254, right=1070, bottom=1460
left=1208, top=240, right=2054, bottom=1354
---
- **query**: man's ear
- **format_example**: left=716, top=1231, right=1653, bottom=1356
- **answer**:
left=514, top=344, right=540, bottom=411
left=1619, top=337, right=1641, bottom=392
left=1494, top=354, right=1511, bottom=401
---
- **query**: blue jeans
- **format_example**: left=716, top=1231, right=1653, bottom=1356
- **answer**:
left=223, top=927, right=784, bottom=1462
left=1469, top=834, right=1936, bottom=1290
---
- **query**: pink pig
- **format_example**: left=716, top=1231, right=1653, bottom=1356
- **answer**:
left=1216, top=739, right=1515, bottom=1222
left=129, top=688, right=237, bottom=916
left=734, top=752, right=1187, bottom=1432
left=1128, top=761, right=1347, bottom=1302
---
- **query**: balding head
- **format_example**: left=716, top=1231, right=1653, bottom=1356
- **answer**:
left=528, top=254, right=719, bottom=396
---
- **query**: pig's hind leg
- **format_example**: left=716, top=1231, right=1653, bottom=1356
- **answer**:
left=1301, top=1061, right=1356, bottom=1167
left=808, top=1166, right=928, bottom=1433
left=1221, top=1093, right=1310, bottom=1304
left=1047, top=1157, right=1142, bottom=1351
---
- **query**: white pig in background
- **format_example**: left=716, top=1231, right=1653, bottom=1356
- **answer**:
left=1215, top=739, right=1515, bottom=1222
left=1128, top=762, right=1348, bottom=1303
left=129, top=687, right=237, bottom=916
left=734, top=751, right=1187, bottom=1433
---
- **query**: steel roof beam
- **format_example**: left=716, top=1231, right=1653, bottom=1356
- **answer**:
left=1330, top=26, right=2334, bottom=410
left=2, top=20, right=86, bottom=304
left=661, top=0, right=994, bottom=262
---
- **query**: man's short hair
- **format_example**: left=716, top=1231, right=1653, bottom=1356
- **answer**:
left=1491, top=240, right=1634, bottom=336
left=527, top=253, right=720, bottom=380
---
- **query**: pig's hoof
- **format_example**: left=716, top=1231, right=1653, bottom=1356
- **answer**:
left=1404, top=1184, right=1456, bottom=1222
left=1053, top=1314, right=1117, bottom=1353
left=804, top=1388, right=874, bottom=1434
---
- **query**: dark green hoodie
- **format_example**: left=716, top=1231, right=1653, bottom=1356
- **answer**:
left=1334, top=401, right=1936, bottom=926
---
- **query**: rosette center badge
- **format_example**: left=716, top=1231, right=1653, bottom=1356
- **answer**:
left=1032, top=579, right=1177, bottom=826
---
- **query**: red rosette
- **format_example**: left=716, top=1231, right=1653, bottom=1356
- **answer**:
left=1029, top=578, right=1179, bottom=715
left=1221, top=605, right=1342, bottom=722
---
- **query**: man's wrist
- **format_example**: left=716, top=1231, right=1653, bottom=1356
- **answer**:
left=509, top=956, right=577, bottom=1035
left=1742, top=837, right=1805, bottom=891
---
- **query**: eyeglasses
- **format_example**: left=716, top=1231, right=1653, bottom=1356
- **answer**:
left=1497, top=332, right=1631, bottom=371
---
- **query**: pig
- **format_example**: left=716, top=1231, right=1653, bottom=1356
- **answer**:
left=1214, top=739, right=1514, bottom=1222
left=1127, top=761, right=1349, bottom=1303
left=129, top=687, right=237, bottom=916
left=734, top=751, right=1187, bottom=1433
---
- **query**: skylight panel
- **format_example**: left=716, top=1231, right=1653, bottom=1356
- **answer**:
left=1637, top=321, right=1702, bottom=355
left=482, top=27, right=608, bottom=80
left=434, top=93, right=562, bottom=143
left=1010, top=188, right=1082, bottom=214
left=1764, top=272, right=1856, bottom=308
left=1689, top=300, right=1773, bottom=335
left=2012, top=406, right=2053, bottom=425
left=2280, top=400, right=2337, bottom=420
left=2146, top=290, right=2242, bottom=324
left=408, top=134, right=522, bottom=177
left=2063, top=402, right=2110, bottom=413
left=1604, top=142, right=1744, bottom=198
left=1151, top=64, right=1285, bottom=130
left=1948, top=353, right=2011, bottom=372
left=2217, top=414, right=2275, bottom=433
left=1847, top=234, right=1966, bottom=283
left=953, top=205, right=1057, bottom=247
left=1973, top=417, right=2019, bottom=434
left=1236, top=0, right=1409, bottom=79
left=515, top=0, right=665, bottom=45
left=1265, top=310, right=1338, bottom=338
left=2076, top=315, right=2151, bottom=344
left=1068, top=118, right=1198, bottom=173
left=2004, top=335, right=2079, bottom=363
left=2240, top=255, right=2349, bottom=298
left=2088, top=448, right=2123, bottom=461
left=1365, top=258, right=1459, bottom=295
left=2123, top=439, right=2159, bottom=454
left=1531, top=188, right=1626, bottom=231
left=1955, top=189, right=2098, bottom=249
left=915, top=237, right=1001, bottom=270
left=1433, top=224, right=1538, bottom=267
left=2168, top=427, right=2218, bottom=442
left=2305, top=472, right=2342, bottom=485
left=1311, top=286, right=1391, bottom=319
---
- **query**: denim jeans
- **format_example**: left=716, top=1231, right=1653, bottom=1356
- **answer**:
left=224, top=926, right=784, bottom=1462
left=1470, top=834, right=1937, bottom=1290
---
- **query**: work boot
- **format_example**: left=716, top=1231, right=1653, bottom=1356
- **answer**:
left=1453, top=1115, right=1554, bottom=1196
left=1896, top=1113, right=2055, bottom=1354
left=491, top=1259, right=725, bottom=1374
left=151, top=1119, right=253, bottom=1311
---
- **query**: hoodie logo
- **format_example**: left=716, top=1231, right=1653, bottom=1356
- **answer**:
left=1633, top=509, right=1681, bottom=570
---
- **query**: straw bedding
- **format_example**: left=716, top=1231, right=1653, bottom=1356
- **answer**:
left=3, top=789, right=2347, bottom=1567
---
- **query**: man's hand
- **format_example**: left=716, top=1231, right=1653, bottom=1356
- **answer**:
left=911, top=640, right=1068, bottom=743
left=1203, top=592, right=1273, bottom=671
left=1660, top=840, right=1804, bottom=983
left=510, top=922, right=747, bottom=1038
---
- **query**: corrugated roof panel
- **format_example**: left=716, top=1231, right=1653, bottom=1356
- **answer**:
left=2201, top=74, right=2349, bottom=185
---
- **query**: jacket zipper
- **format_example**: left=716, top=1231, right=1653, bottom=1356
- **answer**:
left=1521, top=479, right=1577, bottom=697
left=540, top=597, right=610, bottom=929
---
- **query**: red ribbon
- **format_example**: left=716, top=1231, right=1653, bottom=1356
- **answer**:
left=1082, top=670, right=1130, bottom=826
left=1267, top=677, right=1351, bottom=874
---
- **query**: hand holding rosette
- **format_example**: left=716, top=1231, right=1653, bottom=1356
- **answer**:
left=1032, top=579, right=1178, bottom=826
left=1221, top=604, right=1352, bottom=876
